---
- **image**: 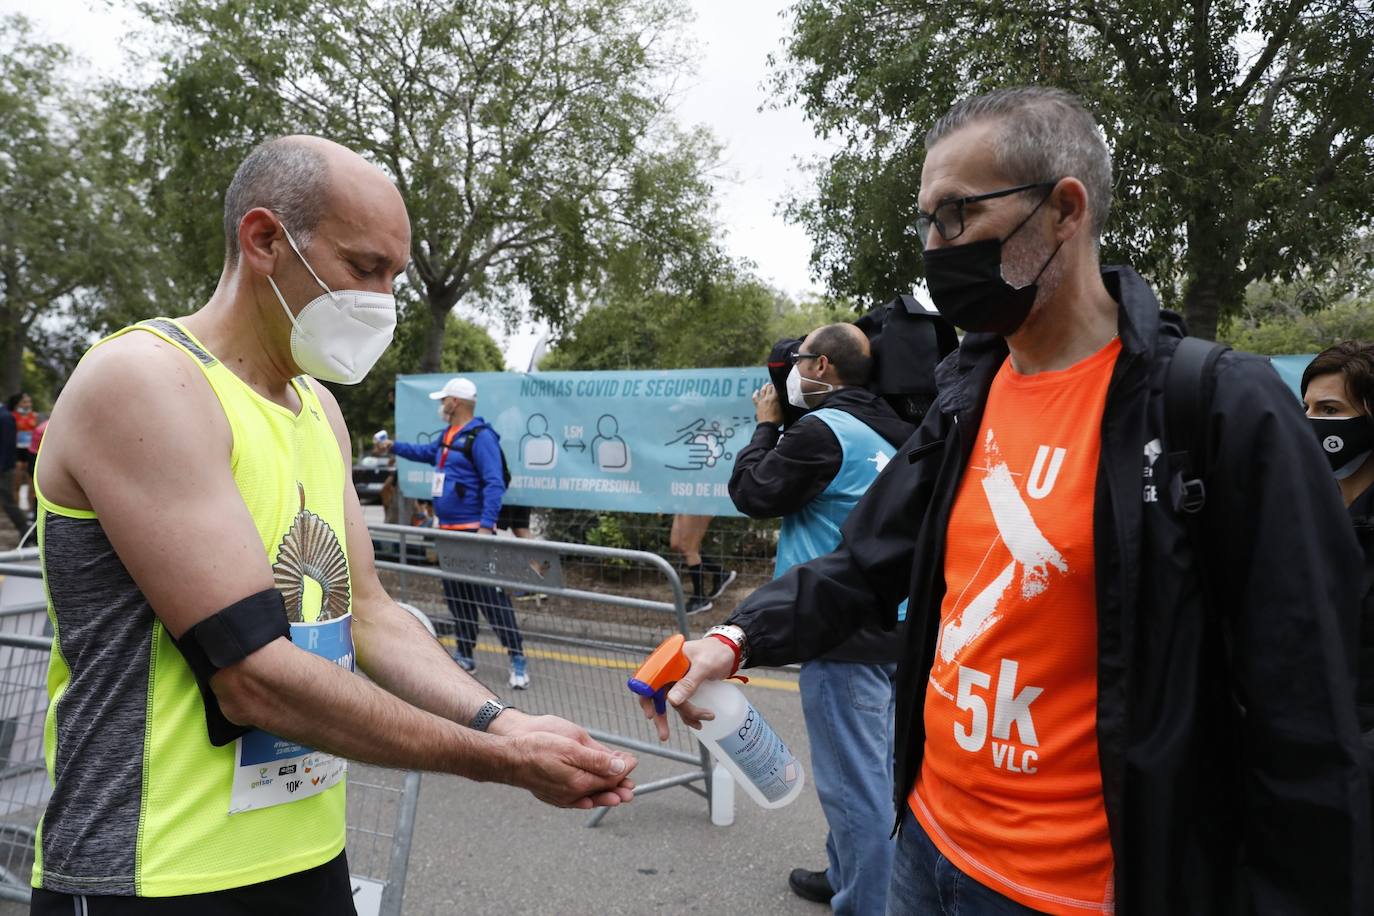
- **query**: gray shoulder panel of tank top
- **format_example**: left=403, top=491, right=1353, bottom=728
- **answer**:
left=138, top=318, right=218, bottom=368
left=37, top=511, right=152, bottom=895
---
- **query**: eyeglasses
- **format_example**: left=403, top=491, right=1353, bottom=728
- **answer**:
left=915, top=181, right=1058, bottom=245
left=790, top=351, right=822, bottom=363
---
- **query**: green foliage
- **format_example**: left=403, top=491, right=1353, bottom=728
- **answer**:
left=772, top=1, right=1374, bottom=341
left=133, top=0, right=721, bottom=369
left=769, top=293, right=860, bottom=342
left=1220, top=283, right=1374, bottom=356
left=583, top=513, right=633, bottom=571
left=543, top=273, right=857, bottom=371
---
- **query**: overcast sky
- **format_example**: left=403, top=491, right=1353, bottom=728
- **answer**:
left=3, top=0, right=835, bottom=368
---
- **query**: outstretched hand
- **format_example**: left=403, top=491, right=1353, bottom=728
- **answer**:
left=636, top=637, right=737, bottom=742
left=492, top=711, right=637, bottom=808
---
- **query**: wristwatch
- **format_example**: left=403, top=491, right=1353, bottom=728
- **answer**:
left=469, top=698, right=511, bottom=732
left=705, top=624, right=749, bottom=667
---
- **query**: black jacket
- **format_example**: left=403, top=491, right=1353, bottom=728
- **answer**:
left=729, top=266, right=1370, bottom=914
left=729, top=388, right=913, bottom=664
left=0, top=407, right=15, bottom=473
left=1349, top=485, right=1374, bottom=742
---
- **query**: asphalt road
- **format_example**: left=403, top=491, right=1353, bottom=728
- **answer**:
left=399, top=665, right=832, bottom=915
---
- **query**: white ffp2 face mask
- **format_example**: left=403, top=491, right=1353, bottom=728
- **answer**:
left=786, top=364, right=835, bottom=409
left=265, top=224, right=397, bottom=385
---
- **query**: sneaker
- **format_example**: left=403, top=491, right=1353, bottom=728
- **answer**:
left=685, top=596, right=713, bottom=616
left=454, top=654, right=476, bottom=673
left=706, top=566, right=737, bottom=600
left=508, top=656, right=530, bottom=689
left=787, top=868, right=834, bottom=904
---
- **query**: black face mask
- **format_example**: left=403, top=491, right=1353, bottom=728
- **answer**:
left=921, top=192, right=1061, bottom=336
left=1310, top=415, right=1374, bottom=479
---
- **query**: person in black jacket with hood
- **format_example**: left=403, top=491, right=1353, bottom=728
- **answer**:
left=729, top=322, right=913, bottom=914
left=641, top=87, right=1369, bottom=915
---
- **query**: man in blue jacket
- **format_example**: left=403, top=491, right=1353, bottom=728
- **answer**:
left=387, top=377, right=530, bottom=688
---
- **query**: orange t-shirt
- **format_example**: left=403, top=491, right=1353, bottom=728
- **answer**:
left=911, top=337, right=1122, bottom=915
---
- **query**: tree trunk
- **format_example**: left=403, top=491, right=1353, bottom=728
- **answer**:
left=1181, top=210, right=1245, bottom=343
left=1, top=318, right=25, bottom=397
left=419, top=289, right=458, bottom=373
left=1181, top=279, right=1223, bottom=343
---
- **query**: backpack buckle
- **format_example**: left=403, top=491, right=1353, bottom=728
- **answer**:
left=1170, top=474, right=1206, bottom=515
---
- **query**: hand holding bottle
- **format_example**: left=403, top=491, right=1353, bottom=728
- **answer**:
left=634, top=636, right=736, bottom=741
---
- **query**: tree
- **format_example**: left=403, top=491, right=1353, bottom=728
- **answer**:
left=135, top=0, right=721, bottom=368
left=542, top=270, right=852, bottom=371
left=0, top=17, right=122, bottom=395
left=1220, top=273, right=1374, bottom=354
left=773, top=0, right=1374, bottom=340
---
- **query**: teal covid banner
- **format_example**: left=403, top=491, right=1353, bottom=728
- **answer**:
left=1269, top=354, right=1313, bottom=400
left=395, top=368, right=770, bottom=515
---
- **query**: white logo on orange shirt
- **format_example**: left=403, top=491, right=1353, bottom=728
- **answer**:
left=935, top=429, right=1062, bottom=775
left=938, top=431, right=1067, bottom=667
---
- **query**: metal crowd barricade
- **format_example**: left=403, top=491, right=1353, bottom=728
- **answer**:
left=346, top=764, right=422, bottom=915
left=0, top=550, right=56, bottom=904
left=0, top=550, right=422, bottom=914
left=368, top=522, right=733, bottom=828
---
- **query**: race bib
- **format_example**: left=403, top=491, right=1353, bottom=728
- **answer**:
left=228, top=614, right=355, bottom=814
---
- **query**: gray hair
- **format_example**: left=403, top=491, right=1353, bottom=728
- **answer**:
left=222, top=137, right=329, bottom=265
left=926, top=87, right=1113, bottom=242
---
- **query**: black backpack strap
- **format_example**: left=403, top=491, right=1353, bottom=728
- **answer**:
left=457, top=423, right=491, bottom=460
left=1165, top=337, right=1229, bottom=515
left=458, top=423, right=512, bottom=487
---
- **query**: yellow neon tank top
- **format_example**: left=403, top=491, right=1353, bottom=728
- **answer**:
left=33, top=318, right=351, bottom=896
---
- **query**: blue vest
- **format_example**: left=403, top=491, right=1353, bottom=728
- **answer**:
left=775, top=408, right=894, bottom=578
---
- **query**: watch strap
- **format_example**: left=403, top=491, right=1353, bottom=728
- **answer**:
left=469, top=699, right=509, bottom=732
left=705, top=624, right=748, bottom=668
left=706, top=633, right=742, bottom=676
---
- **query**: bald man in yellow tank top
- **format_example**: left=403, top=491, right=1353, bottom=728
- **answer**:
left=30, top=136, right=635, bottom=915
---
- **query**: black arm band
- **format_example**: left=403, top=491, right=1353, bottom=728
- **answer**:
left=169, top=588, right=291, bottom=746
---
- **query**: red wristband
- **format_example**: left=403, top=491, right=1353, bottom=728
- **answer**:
left=706, top=633, right=742, bottom=677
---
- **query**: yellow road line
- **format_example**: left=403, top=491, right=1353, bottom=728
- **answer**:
left=439, top=635, right=799, bottom=692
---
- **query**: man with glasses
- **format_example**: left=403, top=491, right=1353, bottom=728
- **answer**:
left=643, top=87, right=1368, bottom=913
left=729, top=323, right=913, bottom=914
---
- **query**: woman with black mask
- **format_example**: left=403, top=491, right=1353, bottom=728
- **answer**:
left=1302, top=340, right=1374, bottom=755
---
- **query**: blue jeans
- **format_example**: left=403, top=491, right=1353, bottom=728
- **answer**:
left=799, top=658, right=898, bottom=916
left=441, top=578, right=525, bottom=662
left=887, top=806, right=1043, bottom=916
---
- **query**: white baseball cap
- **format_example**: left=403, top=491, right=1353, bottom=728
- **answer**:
left=428, top=377, right=477, bottom=401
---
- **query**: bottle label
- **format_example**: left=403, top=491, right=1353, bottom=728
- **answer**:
left=716, top=699, right=801, bottom=802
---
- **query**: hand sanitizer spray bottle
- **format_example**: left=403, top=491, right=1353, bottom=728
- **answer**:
left=629, top=634, right=804, bottom=809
